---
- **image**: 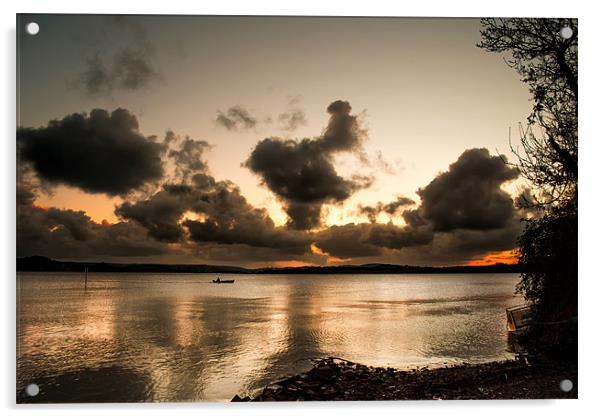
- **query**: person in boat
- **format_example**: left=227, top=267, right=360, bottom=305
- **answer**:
left=216, top=277, right=220, bottom=283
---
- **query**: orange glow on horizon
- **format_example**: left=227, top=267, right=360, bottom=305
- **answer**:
left=272, top=260, right=317, bottom=268
left=466, top=249, right=519, bottom=266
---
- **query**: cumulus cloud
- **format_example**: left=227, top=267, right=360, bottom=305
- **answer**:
left=358, top=195, right=416, bottom=223
left=313, top=148, right=523, bottom=265
left=182, top=182, right=309, bottom=252
left=16, top=156, right=164, bottom=261
left=407, top=148, right=520, bottom=231
left=17, top=109, right=165, bottom=196
left=167, top=138, right=211, bottom=181
left=313, top=222, right=434, bottom=260
left=245, top=100, right=372, bottom=230
left=16, top=100, right=525, bottom=267
left=215, top=106, right=258, bottom=131
left=17, top=196, right=168, bottom=260
left=17, top=125, right=312, bottom=263
left=116, top=138, right=311, bottom=255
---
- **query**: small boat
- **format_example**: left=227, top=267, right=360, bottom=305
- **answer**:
left=506, top=305, right=533, bottom=332
left=212, top=278, right=235, bottom=284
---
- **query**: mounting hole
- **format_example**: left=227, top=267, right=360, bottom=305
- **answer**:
left=25, top=383, right=39, bottom=397
left=25, top=22, right=40, bottom=35
left=560, top=26, right=573, bottom=40
left=559, top=379, right=573, bottom=392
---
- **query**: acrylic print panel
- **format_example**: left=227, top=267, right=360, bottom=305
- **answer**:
left=16, top=14, right=578, bottom=403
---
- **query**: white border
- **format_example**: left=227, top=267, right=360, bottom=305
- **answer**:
left=2, top=1, right=600, bottom=417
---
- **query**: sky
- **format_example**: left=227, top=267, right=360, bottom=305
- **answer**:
left=17, top=15, right=534, bottom=267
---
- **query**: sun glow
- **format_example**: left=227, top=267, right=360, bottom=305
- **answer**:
left=179, top=211, right=206, bottom=223
left=466, top=249, right=519, bottom=266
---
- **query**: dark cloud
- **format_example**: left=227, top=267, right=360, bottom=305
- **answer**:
left=163, top=130, right=178, bottom=143
left=314, top=224, right=383, bottom=258
left=245, top=100, right=372, bottom=230
left=167, top=138, right=211, bottom=180
left=18, top=109, right=165, bottom=196
left=16, top=100, right=524, bottom=266
left=215, top=106, right=258, bottom=131
left=16, top=159, right=161, bottom=261
left=313, top=222, right=433, bottom=260
left=81, top=49, right=160, bottom=95
left=17, top=202, right=168, bottom=260
left=359, top=195, right=416, bottom=223
left=247, top=138, right=365, bottom=203
left=366, top=223, right=434, bottom=249
left=216, top=97, right=307, bottom=132
left=182, top=182, right=309, bottom=252
left=116, top=139, right=311, bottom=255
left=285, top=203, right=323, bottom=231
left=322, top=100, right=366, bottom=152
left=78, top=17, right=161, bottom=95
left=411, top=148, right=520, bottom=231
left=17, top=131, right=312, bottom=262
left=115, top=184, right=194, bottom=242
left=313, top=148, right=523, bottom=264
left=80, top=55, right=113, bottom=96
left=112, top=48, right=159, bottom=90
left=278, top=97, right=308, bottom=131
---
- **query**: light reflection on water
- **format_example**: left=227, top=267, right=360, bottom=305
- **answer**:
left=17, top=272, right=522, bottom=402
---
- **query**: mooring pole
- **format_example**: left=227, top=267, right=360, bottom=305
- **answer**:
left=84, top=267, right=88, bottom=290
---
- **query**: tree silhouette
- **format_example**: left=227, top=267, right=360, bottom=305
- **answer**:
left=479, top=18, right=578, bottom=360
left=479, top=18, right=577, bottom=207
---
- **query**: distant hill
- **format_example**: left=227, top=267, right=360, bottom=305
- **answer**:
left=17, top=256, right=521, bottom=274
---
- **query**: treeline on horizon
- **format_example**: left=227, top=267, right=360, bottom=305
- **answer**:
left=16, top=256, right=521, bottom=275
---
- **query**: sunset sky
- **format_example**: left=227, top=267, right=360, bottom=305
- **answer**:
left=17, top=15, right=533, bottom=267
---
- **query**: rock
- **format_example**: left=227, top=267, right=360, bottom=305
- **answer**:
left=308, top=366, right=336, bottom=381
left=236, top=357, right=577, bottom=402
left=231, top=394, right=243, bottom=402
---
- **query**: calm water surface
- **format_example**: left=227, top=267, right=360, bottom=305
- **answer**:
left=17, top=272, right=522, bottom=402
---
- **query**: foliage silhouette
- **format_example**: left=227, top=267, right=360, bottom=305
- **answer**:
left=479, top=18, right=578, bottom=360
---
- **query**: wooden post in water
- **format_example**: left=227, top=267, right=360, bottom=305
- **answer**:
left=84, top=267, right=88, bottom=290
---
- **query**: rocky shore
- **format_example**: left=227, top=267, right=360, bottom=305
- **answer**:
left=232, top=357, right=577, bottom=401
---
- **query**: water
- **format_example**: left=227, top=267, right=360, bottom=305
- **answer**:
left=17, top=272, right=522, bottom=402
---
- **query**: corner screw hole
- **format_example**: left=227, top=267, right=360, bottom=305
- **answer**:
left=559, top=379, right=573, bottom=392
left=25, top=22, right=40, bottom=36
left=560, top=26, right=573, bottom=40
left=25, top=383, right=39, bottom=397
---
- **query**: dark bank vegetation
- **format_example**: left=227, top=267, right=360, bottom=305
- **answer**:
left=478, top=18, right=578, bottom=362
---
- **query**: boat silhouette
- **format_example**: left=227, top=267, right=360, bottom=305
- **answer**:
left=212, top=278, right=235, bottom=283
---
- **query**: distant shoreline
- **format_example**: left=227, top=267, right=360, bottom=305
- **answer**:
left=17, top=256, right=522, bottom=275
